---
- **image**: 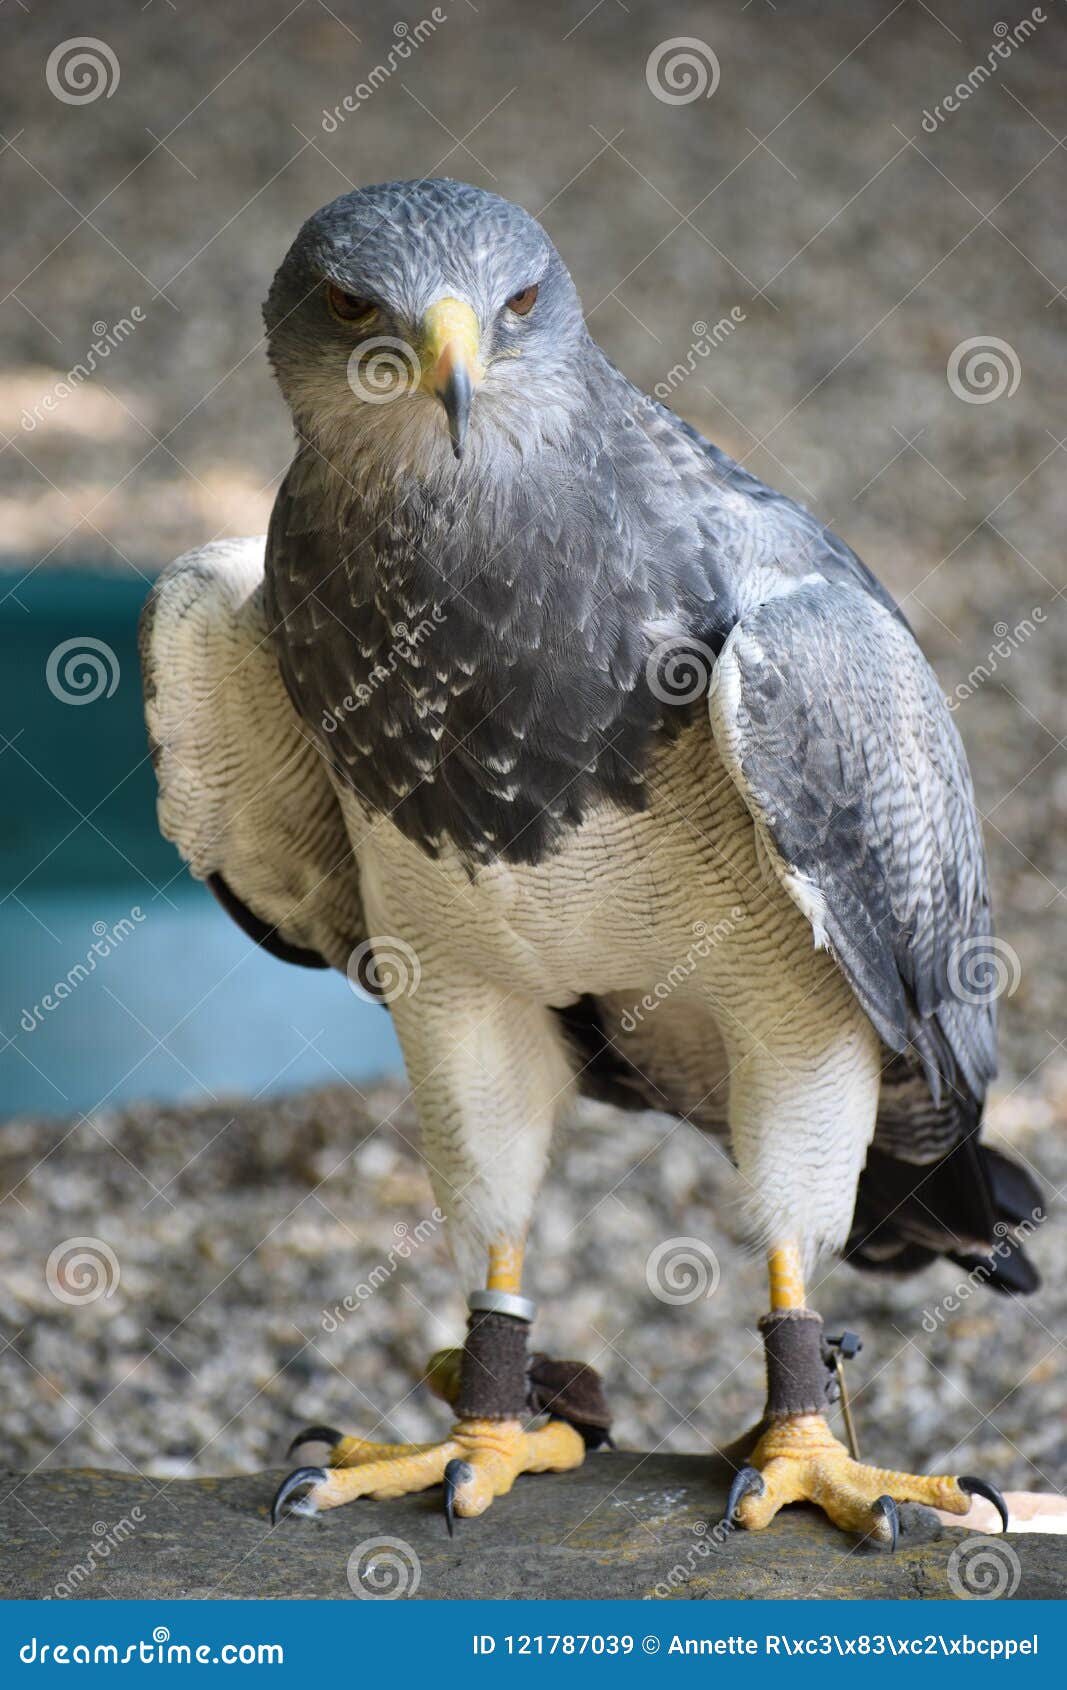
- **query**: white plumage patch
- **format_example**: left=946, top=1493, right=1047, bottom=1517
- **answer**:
left=779, top=867, right=830, bottom=952
left=143, top=537, right=364, bottom=970
left=710, top=623, right=830, bottom=954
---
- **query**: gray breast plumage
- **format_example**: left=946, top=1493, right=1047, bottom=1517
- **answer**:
left=264, top=354, right=890, bottom=867
left=267, top=382, right=687, bottom=861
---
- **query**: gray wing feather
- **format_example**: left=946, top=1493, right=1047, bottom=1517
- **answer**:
left=709, top=577, right=995, bottom=1107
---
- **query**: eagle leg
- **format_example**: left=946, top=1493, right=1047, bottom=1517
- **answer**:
left=272, top=1245, right=590, bottom=1523
left=728, top=1246, right=1010, bottom=1548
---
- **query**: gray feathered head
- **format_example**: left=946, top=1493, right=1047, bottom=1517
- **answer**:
left=263, top=179, right=591, bottom=480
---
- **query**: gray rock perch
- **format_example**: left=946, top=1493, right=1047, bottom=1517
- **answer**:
left=2, top=1456, right=1062, bottom=1600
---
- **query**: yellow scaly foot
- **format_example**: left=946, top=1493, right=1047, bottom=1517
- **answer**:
left=725, top=1413, right=1008, bottom=1548
left=272, top=1416, right=585, bottom=1529
left=725, top=1245, right=1011, bottom=1548
left=274, top=1246, right=604, bottom=1528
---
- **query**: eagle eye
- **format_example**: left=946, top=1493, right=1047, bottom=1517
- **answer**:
left=506, top=283, right=539, bottom=317
left=326, top=282, right=377, bottom=324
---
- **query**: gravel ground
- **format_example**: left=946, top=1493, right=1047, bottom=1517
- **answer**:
left=1, top=1071, right=1064, bottom=1491
left=1, top=3, right=1064, bottom=1488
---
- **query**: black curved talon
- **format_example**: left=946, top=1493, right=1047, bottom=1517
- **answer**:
left=442, top=1458, right=474, bottom=1539
left=959, top=1475, right=1010, bottom=1533
left=286, top=1425, right=342, bottom=1459
left=271, top=1466, right=326, bottom=1525
left=724, top=1465, right=765, bottom=1527
left=872, top=1494, right=899, bottom=1552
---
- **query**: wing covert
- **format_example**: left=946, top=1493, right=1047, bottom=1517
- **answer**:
left=708, top=577, right=996, bottom=1107
left=140, top=537, right=364, bottom=972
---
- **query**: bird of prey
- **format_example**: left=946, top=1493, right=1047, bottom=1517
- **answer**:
left=141, top=178, right=1040, bottom=1547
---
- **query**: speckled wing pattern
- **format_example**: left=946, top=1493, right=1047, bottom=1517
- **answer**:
left=709, top=576, right=996, bottom=1113
left=139, top=537, right=365, bottom=972
left=262, top=433, right=682, bottom=865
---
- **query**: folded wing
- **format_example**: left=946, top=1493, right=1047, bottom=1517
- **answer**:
left=707, top=577, right=1042, bottom=1286
left=709, top=576, right=995, bottom=1108
left=140, top=537, right=364, bottom=971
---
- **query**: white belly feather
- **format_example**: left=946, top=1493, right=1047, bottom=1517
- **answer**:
left=344, top=724, right=881, bottom=1268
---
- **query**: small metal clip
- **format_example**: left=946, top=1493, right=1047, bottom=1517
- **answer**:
left=827, top=1330, right=863, bottom=1461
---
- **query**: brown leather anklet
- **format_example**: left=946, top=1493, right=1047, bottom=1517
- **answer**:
left=454, top=1308, right=531, bottom=1419
left=758, top=1307, right=835, bottom=1419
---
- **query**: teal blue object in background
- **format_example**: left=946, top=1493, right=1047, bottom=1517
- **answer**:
left=0, top=572, right=402, bottom=1118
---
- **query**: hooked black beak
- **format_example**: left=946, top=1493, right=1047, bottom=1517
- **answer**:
left=440, top=362, right=473, bottom=460
left=421, top=298, right=483, bottom=462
